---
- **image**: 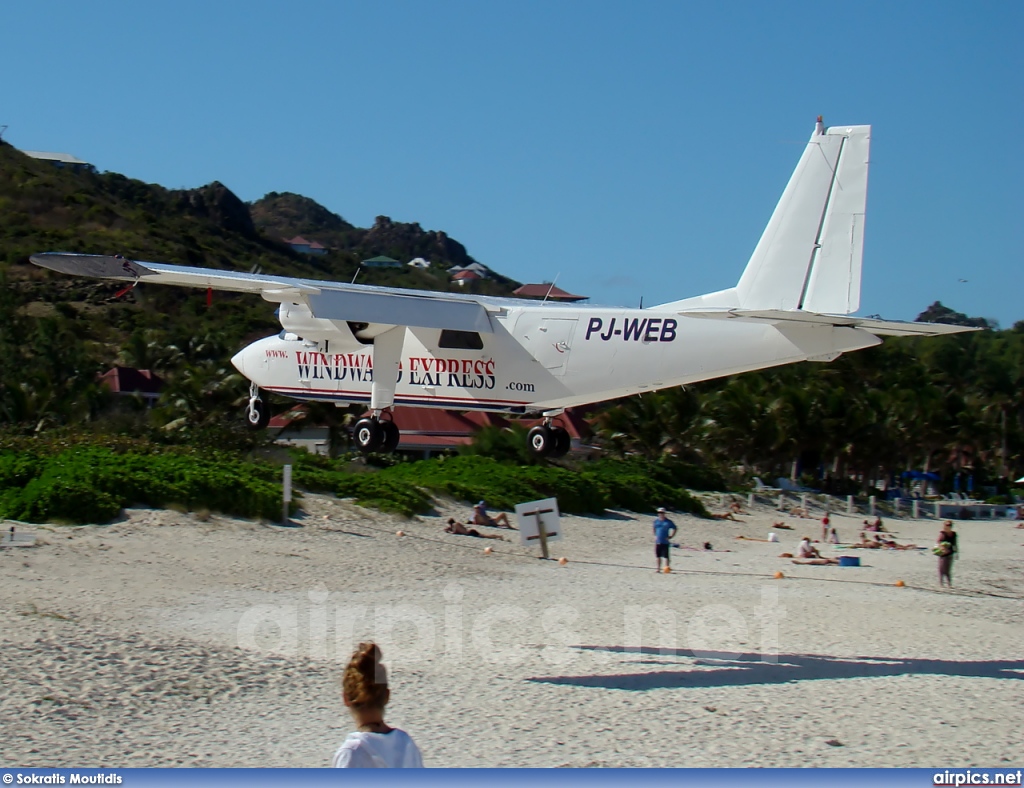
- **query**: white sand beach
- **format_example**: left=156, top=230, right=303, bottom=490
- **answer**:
left=1, top=497, right=1021, bottom=768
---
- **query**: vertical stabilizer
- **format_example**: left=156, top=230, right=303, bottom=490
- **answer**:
left=735, top=120, right=870, bottom=314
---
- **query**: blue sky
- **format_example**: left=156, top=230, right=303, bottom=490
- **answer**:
left=4, top=1, right=1022, bottom=324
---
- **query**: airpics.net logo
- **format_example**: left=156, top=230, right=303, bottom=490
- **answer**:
left=934, top=770, right=1023, bottom=786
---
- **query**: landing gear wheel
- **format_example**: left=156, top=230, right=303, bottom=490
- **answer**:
left=550, top=426, right=571, bottom=458
left=527, top=424, right=555, bottom=457
left=245, top=398, right=270, bottom=430
left=380, top=420, right=401, bottom=453
left=353, top=418, right=384, bottom=452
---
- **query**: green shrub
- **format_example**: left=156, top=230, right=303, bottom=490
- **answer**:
left=0, top=446, right=284, bottom=524
left=4, top=477, right=122, bottom=524
left=0, top=441, right=709, bottom=524
left=0, top=452, right=40, bottom=488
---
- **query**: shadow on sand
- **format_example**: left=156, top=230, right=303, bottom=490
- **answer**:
left=528, top=646, right=1024, bottom=691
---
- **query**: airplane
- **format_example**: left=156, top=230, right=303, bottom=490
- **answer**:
left=30, top=117, right=975, bottom=458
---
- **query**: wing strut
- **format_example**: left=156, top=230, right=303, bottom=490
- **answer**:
left=370, top=326, right=405, bottom=413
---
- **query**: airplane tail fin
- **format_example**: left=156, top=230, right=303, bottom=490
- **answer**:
left=661, top=118, right=870, bottom=314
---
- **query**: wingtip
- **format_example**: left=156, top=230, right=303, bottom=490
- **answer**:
left=29, top=252, right=155, bottom=280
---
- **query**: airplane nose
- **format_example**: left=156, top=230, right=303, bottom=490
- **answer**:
left=231, top=348, right=246, bottom=376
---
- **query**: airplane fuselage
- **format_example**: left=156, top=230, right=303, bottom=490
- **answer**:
left=232, top=303, right=881, bottom=415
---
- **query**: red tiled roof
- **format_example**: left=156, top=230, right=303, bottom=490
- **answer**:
left=452, top=270, right=481, bottom=281
left=512, top=283, right=587, bottom=301
left=268, top=405, right=309, bottom=430
left=308, top=240, right=326, bottom=249
left=274, top=404, right=591, bottom=450
left=98, top=367, right=164, bottom=395
left=283, top=236, right=310, bottom=245
left=370, top=407, right=509, bottom=436
left=362, top=407, right=589, bottom=441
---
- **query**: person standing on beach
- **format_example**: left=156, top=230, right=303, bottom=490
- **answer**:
left=332, top=642, right=423, bottom=768
left=935, top=520, right=958, bottom=587
left=821, top=512, right=831, bottom=542
left=653, top=507, right=677, bottom=572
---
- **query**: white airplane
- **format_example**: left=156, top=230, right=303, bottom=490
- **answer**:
left=31, top=118, right=973, bottom=457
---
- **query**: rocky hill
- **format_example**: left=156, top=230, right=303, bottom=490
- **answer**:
left=0, top=141, right=518, bottom=302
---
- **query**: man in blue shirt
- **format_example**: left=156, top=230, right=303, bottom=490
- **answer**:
left=653, top=507, right=677, bottom=572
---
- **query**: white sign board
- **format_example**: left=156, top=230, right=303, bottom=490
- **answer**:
left=515, top=497, right=562, bottom=547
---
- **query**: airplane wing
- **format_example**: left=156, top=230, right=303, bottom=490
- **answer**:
left=677, top=308, right=980, bottom=337
left=29, top=252, right=496, bottom=334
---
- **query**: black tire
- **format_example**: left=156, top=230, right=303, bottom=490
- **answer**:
left=353, top=418, right=384, bottom=452
left=550, top=426, right=571, bottom=458
left=527, top=424, right=555, bottom=457
left=245, top=399, right=271, bottom=430
left=380, top=420, right=401, bottom=453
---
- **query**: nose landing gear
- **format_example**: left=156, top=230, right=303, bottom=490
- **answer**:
left=245, top=383, right=271, bottom=429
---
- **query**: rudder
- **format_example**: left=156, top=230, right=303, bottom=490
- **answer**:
left=735, top=119, right=870, bottom=314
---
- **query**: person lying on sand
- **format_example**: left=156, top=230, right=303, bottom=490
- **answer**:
left=445, top=518, right=506, bottom=540
left=711, top=511, right=740, bottom=521
left=847, top=532, right=917, bottom=550
left=792, top=557, right=840, bottom=565
left=848, top=531, right=881, bottom=548
left=472, top=501, right=513, bottom=529
left=772, top=521, right=793, bottom=530
left=877, top=536, right=917, bottom=550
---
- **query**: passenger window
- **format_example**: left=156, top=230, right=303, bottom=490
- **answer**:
left=439, top=330, right=483, bottom=350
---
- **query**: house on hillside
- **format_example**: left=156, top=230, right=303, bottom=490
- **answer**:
left=361, top=255, right=402, bottom=268
left=451, top=270, right=481, bottom=286
left=512, top=283, right=588, bottom=302
left=283, top=236, right=328, bottom=255
left=98, top=367, right=164, bottom=406
left=20, top=150, right=95, bottom=173
left=447, top=262, right=489, bottom=277
left=408, top=257, right=431, bottom=269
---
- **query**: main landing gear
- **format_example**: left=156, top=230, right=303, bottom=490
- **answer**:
left=353, top=414, right=401, bottom=453
left=527, top=421, right=571, bottom=459
left=245, top=383, right=271, bottom=430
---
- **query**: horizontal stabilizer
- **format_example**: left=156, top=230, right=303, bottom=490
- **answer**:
left=678, top=308, right=980, bottom=337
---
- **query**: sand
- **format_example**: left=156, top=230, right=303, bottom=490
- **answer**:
left=1, top=495, right=1021, bottom=768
